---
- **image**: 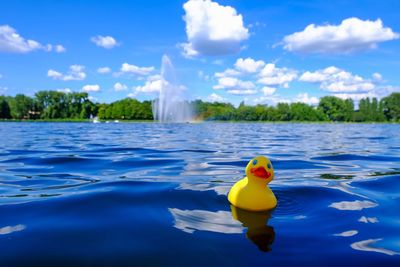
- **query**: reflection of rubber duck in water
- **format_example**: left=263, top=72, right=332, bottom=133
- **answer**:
left=228, top=156, right=277, bottom=211
left=231, top=205, right=275, bottom=252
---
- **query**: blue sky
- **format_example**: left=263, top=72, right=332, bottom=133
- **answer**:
left=0, top=0, right=399, bottom=106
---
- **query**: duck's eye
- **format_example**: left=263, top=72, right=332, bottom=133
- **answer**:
left=267, top=163, right=271, bottom=169
left=253, top=159, right=258, bottom=165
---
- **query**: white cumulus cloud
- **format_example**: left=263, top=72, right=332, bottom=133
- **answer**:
left=213, top=77, right=255, bottom=90
left=283, top=17, right=399, bottom=54
left=214, top=68, right=241, bottom=78
left=299, top=70, right=327, bottom=83
left=299, top=66, right=376, bottom=93
left=56, top=88, right=72, bottom=93
left=234, top=57, right=265, bottom=73
left=55, top=45, right=66, bottom=53
left=135, top=74, right=163, bottom=93
left=213, top=77, right=239, bottom=89
left=120, top=63, right=154, bottom=76
left=261, top=86, right=276, bottom=96
left=97, top=67, right=111, bottom=74
left=333, top=92, right=379, bottom=101
left=207, top=93, right=225, bottom=102
left=253, top=95, right=291, bottom=106
left=181, top=0, right=249, bottom=57
left=213, top=58, right=298, bottom=100
left=227, top=89, right=257, bottom=95
left=372, top=72, right=383, bottom=81
left=47, top=65, right=86, bottom=81
left=294, top=93, right=319, bottom=105
left=253, top=93, right=319, bottom=106
left=330, top=85, right=398, bottom=102
left=91, top=35, right=118, bottom=49
left=257, top=63, right=297, bottom=88
left=127, top=92, right=138, bottom=98
left=82, top=84, right=100, bottom=92
left=88, top=96, right=98, bottom=102
left=0, top=25, right=65, bottom=53
left=113, top=82, right=127, bottom=91
left=198, top=70, right=210, bottom=81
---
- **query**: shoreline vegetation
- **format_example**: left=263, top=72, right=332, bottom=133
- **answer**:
left=1, top=119, right=399, bottom=124
left=1, top=91, right=400, bottom=123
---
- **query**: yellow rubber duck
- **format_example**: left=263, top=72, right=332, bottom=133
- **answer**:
left=228, top=156, right=277, bottom=211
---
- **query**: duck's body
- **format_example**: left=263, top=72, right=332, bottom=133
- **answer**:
left=228, top=156, right=277, bottom=211
left=228, top=178, right=277, bottom=211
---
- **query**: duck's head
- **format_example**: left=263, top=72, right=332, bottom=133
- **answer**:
left=245, top=156, right=274, bottom=183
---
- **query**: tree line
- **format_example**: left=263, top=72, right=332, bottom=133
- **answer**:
left=0, top=91, right=152, bottom=120
left=193, top=93, right=400, bottom=122
left=1, top=90, right=400, bottom=122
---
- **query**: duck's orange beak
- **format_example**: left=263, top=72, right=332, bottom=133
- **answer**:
left=250, top=166, right=271, bottom=179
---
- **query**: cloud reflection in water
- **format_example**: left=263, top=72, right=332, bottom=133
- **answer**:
left=351, top=239, right=399, bottom=256
left=329, top=200, right=378, bottom=211
left=169, top=208, right=243, bottom=234
left=0, top=224, right=26, bottom=235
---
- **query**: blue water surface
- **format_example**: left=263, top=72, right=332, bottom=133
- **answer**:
left=0, top=122, right=399, bottom=266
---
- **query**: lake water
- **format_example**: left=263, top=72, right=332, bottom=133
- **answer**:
left=0, top=122, right=399, bottom=266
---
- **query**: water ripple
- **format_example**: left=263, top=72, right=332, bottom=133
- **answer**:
left=0, top=122, right=400, bottom=266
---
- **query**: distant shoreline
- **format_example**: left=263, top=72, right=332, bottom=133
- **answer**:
left=0, top=119, right=153, bottom=123
left=2, top=91, right=400, bottom=123
left=1, top=119, right=398, bottom=124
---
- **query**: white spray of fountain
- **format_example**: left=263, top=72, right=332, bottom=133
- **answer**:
left=152, top=55, right=193, bottom=123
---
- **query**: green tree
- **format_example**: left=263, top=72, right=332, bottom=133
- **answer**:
left=343, top=99, right=354, bottom=121
left=276, top=103, right=291, bottom=121
left=2, top=90, right=400, bottom=123
left=34, top=91, right=94, bottom=119
left=381, top=93, right=400, bottom=121
left=235, top=104, right=258, bottom=121
left=262, top=106, right=279, bottom=121
left=290, top=102, right=326, bottom=121
left=193, top=100, right=235, bottom=121
left=357, top=97, right=385, bottom=122
left=8, top=94, right=35, bottom=119
left=141, top=100, right=153, bottom=120
left=0, top=96, right=11, bottom=119
left=318, top=96, right=353, bottom=121
left=97, top=104, right=108, bottom=119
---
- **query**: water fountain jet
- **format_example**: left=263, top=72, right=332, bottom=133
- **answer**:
left=152, top=55, right=193, bottom=123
